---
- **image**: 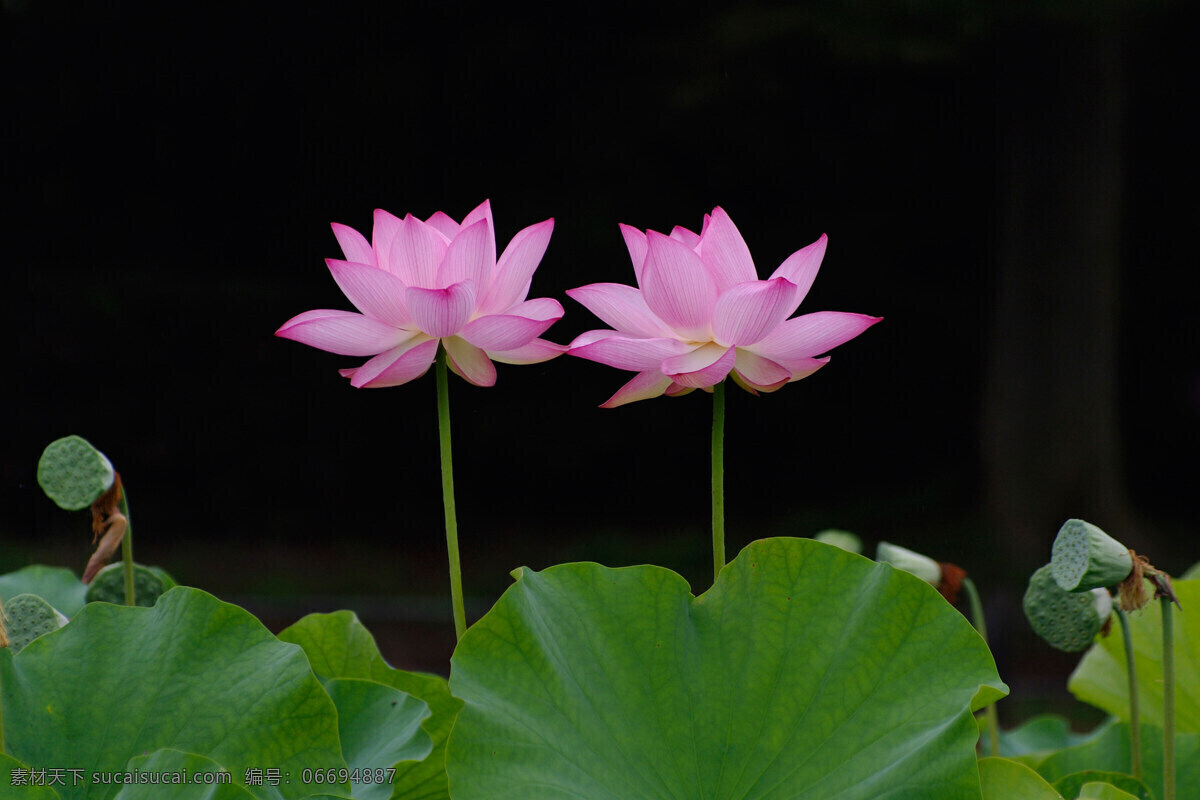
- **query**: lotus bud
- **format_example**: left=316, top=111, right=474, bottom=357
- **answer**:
left=814, top=530, right=862, bottom=555
left=877, top=541, right=942, bottom=586
left=1024, top=564, right=1113, bottom=652
left=1051, top=519, right=1133, bottom=592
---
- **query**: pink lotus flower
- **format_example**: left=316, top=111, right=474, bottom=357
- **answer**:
left=567, top=207, right=881, bottom=407
left=277, top=200, right=564, bottom=387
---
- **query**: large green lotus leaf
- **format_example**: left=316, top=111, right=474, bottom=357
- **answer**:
left=323, top=678, right=432, bottom=800
left=1069, top=580, right=1199, bottom=731
left=447, top=537, right=1008, bottom=799
left=112, top=750, right=254, bottom=800
left=278, top=611, right=463, bottom=800
left=1037, top=721, right=1200, bottom=800
left=1077, top=783, right=1142, bottom=800
left=1051, top=772, right=1151, bottom=800
left=0, top=750, right=63, bottom=799
left=0, top=587, right=349, bottom=800
left=977, top=757, right=1063, bottom=800
left=995, top=715, right=1110, bottom=768
left=0, top=565, right=87, bottom=616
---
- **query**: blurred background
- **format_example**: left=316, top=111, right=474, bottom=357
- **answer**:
left=3, top=0, right=1197, bottom=727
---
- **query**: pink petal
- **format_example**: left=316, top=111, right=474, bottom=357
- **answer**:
left=326, top=259, right=413, bottom=328
left=781, top=356, right=829, bottom=382
left=488, top=337, right=566, bottom=364
left=661, top=343, right=736, bottom=388
left=372, top=210, right=405, bottom=276
left=351, top=337, right=439, bottom=388
left=599, top=370, right=675, bottom=408
left=748, top=311, right=882, bottom=361
left=711, top=277, right=799, bottom=347
left=669, top=225, right=701, bottom=250
left=731, top=348, right=791, bottom=389
left=619, top=224, right=648, bottom=285
left=641, top=232, right=717, bottom=341
left=459, top=199, right=497, bottom=267
left=443, top=336, right=497, bottom=387
left=390, top=214, right=447, bottom=289
left=460, top=299, right=564, bottom=351
left=331, top=223, right=375, bottom=267
left=437, top=219, right=492, bottom=290
left=665, top=382, right=696, bottom=397
left=566, top=283, right=672, bottom=339
left=276, top=309, right=411, bottom=356
left=406, top=280, right=477, bottom=337
left=699, top=207, right=758, bottom=291
left=479, top=218, right=555, bottom=315
left=570, top=334, right=693, bottom=371
left=425, top=211, right=460, bottom=240
left=770, top=234, right=827, bottom=307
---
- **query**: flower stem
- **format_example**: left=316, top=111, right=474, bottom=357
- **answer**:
left=962, top=577, right=999, bottom=756
left=436, top=346, right=467, bottom=640
left=119, top=492, right=135, bottom=606
left=1162, top=597, right=1175, bottom=800
left=1113, top=607, right=1142, bottom=779
left=711, top=380, right=726, bottom=585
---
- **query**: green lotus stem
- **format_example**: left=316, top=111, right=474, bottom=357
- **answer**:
left=962, top=577, right=999, bottom=755
left=1113, top=607, right=1142, bottom=779
left=711, top=380, right=726, bottom=585
left=1162, top=597, right=1175, bottom=800
left=436, top=346, right=467, bottom=640
left=119, top=492, right=135, bottom=606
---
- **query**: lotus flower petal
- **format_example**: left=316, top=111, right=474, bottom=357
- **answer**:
left=699, top=207, right=758, bottom=291
left=461, top=298, right=564, bottom=351
left=600, top=370, right=675, bottom=408
left=662, top=343, right=736, bottom=388
left=331, top=223, right=375, bottom=267
left=712, top=277, right=798, bottom=347
left=619, top=223, right=649, bottom=284
left=275, top=310, right=412, bottom=356
left=326, top=259, right=413, bottom=328
left=770, top=234, right=827, bottom=307
left=668, top=225, right=700, bottom=250
left=570, top=334, right=694, bottom=371
left=443, top=335, right=497, bottom=387
left=437, top=219, right=492, bottom=290
left=389, top=214, right=447, bottom=288
left=351, top=337, right=439, bottom=388
left=641, top=232, right=717, bottom=341
left=480, top=218, right=555, bottom=315
left=488, top=338, right=566, bottom=364
left=371, top=209, right=405, bottom=276
left=406, top=281, right=477, bottom=338
left=732, top=349, right=791, bottom=390
left=460, top=199, right=497, bottom=264
left=566, top=283, right=672, bottom=339
left=424, top=211, right=460, bottom=240
left=749, top=311, right=882, bottom=361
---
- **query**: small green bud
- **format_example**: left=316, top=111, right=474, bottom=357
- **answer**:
left=876, top=541, right=941, bottom=585
left=1051, top=519, right=1133, bottom=592
left=814, top=530, right=862, bottom=555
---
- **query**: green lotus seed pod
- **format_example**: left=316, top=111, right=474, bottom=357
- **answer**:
left=1024, top=564, right=1112, bottom=652
left=4, top=593, right=68, bottom=654
left=1051, top=519, right=1133, bottom=592
left=876, top=541, right=941, bottom=585
left=814, top=530, right=863, bottom=555
left=37, top=435, right=115, bottom=511
left=85, top=563, right=166, bottom=607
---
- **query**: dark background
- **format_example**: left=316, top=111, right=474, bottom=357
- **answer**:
left=3, top=0, right=1197, bottom=725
